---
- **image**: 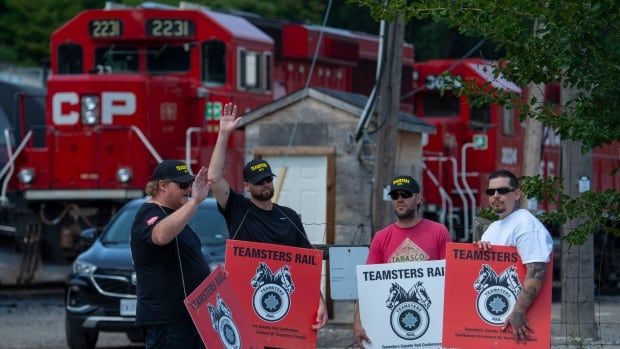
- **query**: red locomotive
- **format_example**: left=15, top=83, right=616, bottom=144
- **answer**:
left=0, top=2, right=414, bottom=284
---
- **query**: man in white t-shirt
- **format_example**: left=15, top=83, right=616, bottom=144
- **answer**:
left=476, top=169, right=553, bottom=344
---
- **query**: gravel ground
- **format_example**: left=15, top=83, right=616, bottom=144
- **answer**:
left=0, top=289, right=139, bottom=349
left=1, top=289, right=619, bottom=349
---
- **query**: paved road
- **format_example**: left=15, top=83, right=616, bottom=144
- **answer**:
left=1, top=289, right=618, bottom=349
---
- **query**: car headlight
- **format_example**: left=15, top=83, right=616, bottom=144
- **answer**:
left=81, top=95, right=100, bottom=125
left=72, top=261, right=97, bottom=276
left=17, top=168, right=35, bottom=184
left=116, top=167, right=133, bottom=183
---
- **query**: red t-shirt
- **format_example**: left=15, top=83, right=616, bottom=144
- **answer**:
left=366, top=219, right=451, bottom=264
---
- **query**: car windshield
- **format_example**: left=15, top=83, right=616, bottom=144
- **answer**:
left=101, top=202, right=228, bottom=245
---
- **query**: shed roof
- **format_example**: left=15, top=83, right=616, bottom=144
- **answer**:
left=238, top=87, right=435, bottom=135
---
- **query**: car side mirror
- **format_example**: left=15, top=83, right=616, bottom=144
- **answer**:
left=79, top=228, right=97, bottom=248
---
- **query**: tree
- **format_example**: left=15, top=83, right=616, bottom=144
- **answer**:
left=353, top=0, right=620, bottom=244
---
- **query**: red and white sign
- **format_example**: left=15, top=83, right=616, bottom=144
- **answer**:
left=225, top=240, right=323, bottom=349
left=442, top=242, right=552, bottom=349
left=184, top=266, right=262, bottom=349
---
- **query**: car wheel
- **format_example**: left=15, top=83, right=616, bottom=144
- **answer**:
left=126, top=329, right=145, bottom=343
left=65, top=317, right=98, bottom=349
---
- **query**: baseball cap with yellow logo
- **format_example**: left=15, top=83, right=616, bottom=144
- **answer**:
left=243, top=159, right=276, bottom=184
left=388, top=175, right=420, bottom=194
left=151, top=160, right=194, bottom=183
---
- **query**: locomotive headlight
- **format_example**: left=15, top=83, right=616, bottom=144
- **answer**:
left=81, top=95, right=100, bottom=125
left=116, top=167, right=133, bottom=183
left=17, top=168, right=35, bottom=184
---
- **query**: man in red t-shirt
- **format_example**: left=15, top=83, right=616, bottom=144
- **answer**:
left=353, top=175, right=452, bottom=348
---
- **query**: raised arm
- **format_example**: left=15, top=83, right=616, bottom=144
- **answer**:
left=503, top=261, right=547, bottom=343
left=207, top=103, right=240, bottom=209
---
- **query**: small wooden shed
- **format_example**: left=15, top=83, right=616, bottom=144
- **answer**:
left=237, top=87, right=435, bottom=246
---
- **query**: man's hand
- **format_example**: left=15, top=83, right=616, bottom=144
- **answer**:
left=502, top=309, right=534, bottom=343
left=353, top=302, right=370, bottom=348
left=473, top=240, right=492, bottom=251
left=353, top=317, right=371, bottom=348
left=219, top=103, right=240, bottom=134
left=191, top=166, right=210, bottom=202
left=503, top=261, right=545, bottom=343
left=312, top=297, right=328, bottom=330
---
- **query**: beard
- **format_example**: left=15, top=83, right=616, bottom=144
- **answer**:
left=394, top=206, right=416, bottom=220
left=491, top=201, right=506, bottom=215
left=251, top=187, right=274, bottom=201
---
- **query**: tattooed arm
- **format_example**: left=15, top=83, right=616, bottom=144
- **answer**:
left=503, top=262, right=547, bottom=343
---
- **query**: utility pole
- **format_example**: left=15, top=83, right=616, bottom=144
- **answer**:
left=371, top=15, right=405, bottom=233
left=560, top=87, right=597, bottom=341
left=522, top=19, right=545, bottom=209
left=522, top=84, right=544, bottom=179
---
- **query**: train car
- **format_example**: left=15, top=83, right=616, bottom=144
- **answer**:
left=413, top=58, right=620, bottom=293
left=414, top=58, right=619, bottom=234
left=413, top=58, right=526, bottom=239
left=0, top=2, right=415, bottom=284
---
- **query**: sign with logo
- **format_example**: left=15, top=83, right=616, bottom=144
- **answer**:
left=472, top=134, right=488, bottom=150
left=442, top=243, right=552, bottom=349
left=184, top=266, right=262, bottom=349
left=52, top=92, right=136, bottom=126
left=356, top=260, right=446, bottom=349
left=225, top=240, right=322, bottom=349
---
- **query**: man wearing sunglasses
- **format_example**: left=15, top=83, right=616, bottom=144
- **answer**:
left=131, top=160, right=211, bottom=349
left=354, top=175, right=451, bottom=348
left=207, top=103, right=328, bottom=332
left=476, top=169, right=553, bottom=344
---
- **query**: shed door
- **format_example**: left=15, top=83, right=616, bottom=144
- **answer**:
left=263, top=155, right=327, bottom=244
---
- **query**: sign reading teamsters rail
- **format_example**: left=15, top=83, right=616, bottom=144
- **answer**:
left=225, top=240, right=323, bottom=349
left=442, top=242, right=552, bottom=349
left=356, top=260, right=446, bottom=349
left=184, top=265, right=263, bottom=349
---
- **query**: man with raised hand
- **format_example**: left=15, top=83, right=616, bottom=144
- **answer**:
left=207, top=103, right=328, bottom=332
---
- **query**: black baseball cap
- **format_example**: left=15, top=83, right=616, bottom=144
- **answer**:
left=151, top=160, right=194, bottom=183
left=388, top=175, right=420, bottom=194
left=243, top=159, right=276, bottom=184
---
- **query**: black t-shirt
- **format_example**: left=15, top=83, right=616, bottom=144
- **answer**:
left=130, top=203, right=210, bottom=326
left=219, top=190, right=312, bottom=248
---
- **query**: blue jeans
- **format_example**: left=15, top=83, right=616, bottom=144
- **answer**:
left=145, top=323, right=204, bottom=349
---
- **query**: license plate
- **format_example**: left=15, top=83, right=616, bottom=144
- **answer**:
left=120, top=299, right=137, bottom=316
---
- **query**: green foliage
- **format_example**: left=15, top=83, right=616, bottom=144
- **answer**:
left=354, top=0, right=620, bottom=245
left=477, top=207, right=499, bottom=221
left=354, top=0, right=620, bottom=150
left=521, top=176, right=620, bottom=245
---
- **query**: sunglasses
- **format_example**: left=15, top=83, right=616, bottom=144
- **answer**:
left=175, top=181, right=193, bottom=189
left=485, top=187, right=515, bottom=196
left=255, top=176, right=274, bottom=185
left=389, top=191, right=414, bottom=200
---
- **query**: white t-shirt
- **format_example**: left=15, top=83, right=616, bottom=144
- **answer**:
left=481, top=209, right=553, bottom=264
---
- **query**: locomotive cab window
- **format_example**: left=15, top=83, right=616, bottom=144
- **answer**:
left=94, top=46, right=138, bottom=73
left=502, top=106, right=515, bottom=136
left=147, top=45, right=190, bottom=73
left=470, top=104, right=491, bottom=130
left=423, top=91, right=459, bottom=117
left=58, top=44, right=83, bottom=74
left=237, top=48, right=270, bottom=91
left=202, top=40, right=226, bottom=85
